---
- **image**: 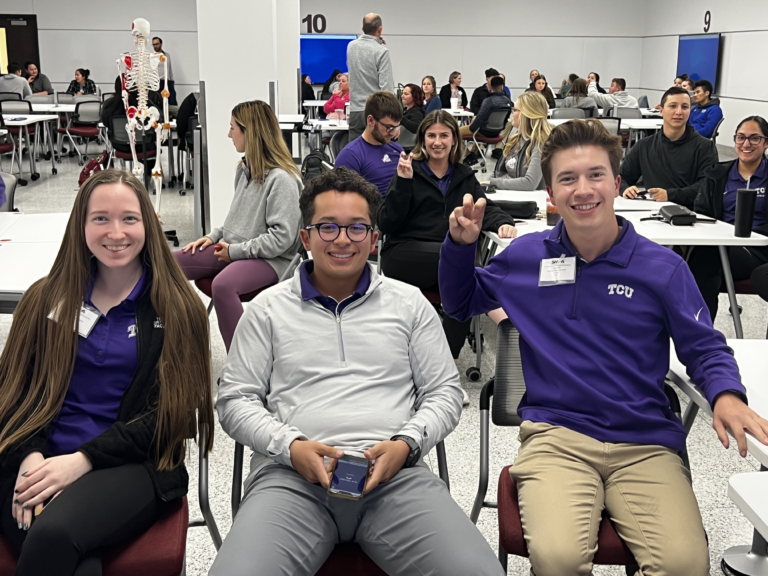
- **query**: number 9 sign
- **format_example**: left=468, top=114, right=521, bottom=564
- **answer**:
left=704, top=10, right=711, bottom=32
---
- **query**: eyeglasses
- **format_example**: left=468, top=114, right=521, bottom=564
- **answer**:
left=375, top=118, right=400, bottom=134
left=734, top=134, right=767, bottom=145
left=305, top=223, right=372, bottom=242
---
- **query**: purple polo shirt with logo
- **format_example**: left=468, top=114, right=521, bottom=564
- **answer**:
left=47, top=268, right=147, bottom=456
left=438, top=217, right=744, bottom=454
left=722, top=158, right=767, bottom=229
left=334, top=136, right=404, bottom=196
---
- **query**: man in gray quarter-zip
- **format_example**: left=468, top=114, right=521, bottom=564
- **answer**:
left=347, top=13, right=395, bottom=142
left=211, top=167, right=503, bottom=576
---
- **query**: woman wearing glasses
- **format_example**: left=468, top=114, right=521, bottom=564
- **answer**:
left=174, top=100, right=303, bottom=351
left=689, top=116, right=768, bottom=321
left=378, top=110, right=516, bottom=389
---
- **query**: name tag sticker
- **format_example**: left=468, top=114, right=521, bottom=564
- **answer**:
left=539, top=255, right=576, bottom=286
left=77, top=303, right=101, bottom=338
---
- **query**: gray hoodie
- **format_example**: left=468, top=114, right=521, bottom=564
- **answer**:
left=347, top=34, right=394, bottom=112
left=206, top=164, right=302, bottom=277
left=588, top=81, right=639, bottom=109
left=216, top=264, right=463, bottom=478
left=0, top=74, right=32, bottom=98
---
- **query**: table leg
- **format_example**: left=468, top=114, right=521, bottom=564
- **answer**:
left=24, top=126, right=39, bottom=181
left=168, top=129, right=176, bottom=186
left=46, top=120, right=57, bottom=175
left=722, top=465, right=768, bottom=576
left=719, top=245, right=743, bottom=339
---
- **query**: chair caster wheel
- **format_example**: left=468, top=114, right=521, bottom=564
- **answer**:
left=77, top=161, right=83, bottom=167
left=720, top=558, right=743, bottom=576
left=52, top=168, right=58, bottom=175
left=466, top=367, right=481, bottom=381
left=18, top=179, right=28, bottom=186
left=68, top=151, right=76, bottom=157
left=185, top=182, right=193, bottom=189
left=31, top=173, right=40, bottom=181
left=729, top=305, right=743, bottom=316
left=173, top=239, right=179, bottom=247
left=44, top=152, right=52, bottom=160
left=179, top=190, right=186, bottom=196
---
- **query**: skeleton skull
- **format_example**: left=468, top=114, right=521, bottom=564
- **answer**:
left=131, top=18, right=150, bottom=39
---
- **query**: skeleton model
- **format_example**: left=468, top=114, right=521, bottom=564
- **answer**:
left=116, top=18, right=170, bottom=215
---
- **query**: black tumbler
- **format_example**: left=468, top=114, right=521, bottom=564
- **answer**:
left=735, top=188, right=757, bottom=238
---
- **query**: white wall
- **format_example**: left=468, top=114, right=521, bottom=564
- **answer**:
left=641, top=0, right=768, bottom=142
left=0, top=0, right=199, bottom=102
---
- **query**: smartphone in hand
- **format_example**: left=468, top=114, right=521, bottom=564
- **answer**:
left=328, top=455, right=370, bottom=500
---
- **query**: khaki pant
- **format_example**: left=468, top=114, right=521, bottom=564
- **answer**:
left=511, top=421, right=709, bottom=576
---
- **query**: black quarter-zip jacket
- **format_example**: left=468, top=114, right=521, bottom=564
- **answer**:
left=378, top=161, right=515, bottom=250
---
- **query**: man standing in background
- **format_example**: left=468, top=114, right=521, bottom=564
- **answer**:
left=152, top=36, right=177, bottom=106
left=347, top=13, right=394, bottom=142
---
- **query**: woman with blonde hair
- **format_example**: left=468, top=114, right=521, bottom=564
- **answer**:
left=422, top=75, right=441, bottom=113
left=175, top=99, right=303, bottom=351
left=439, top=71, right=468, bottom=109
left=0, top=169, right=213, bottom=575
left=490, top=91, right=552, bottom=190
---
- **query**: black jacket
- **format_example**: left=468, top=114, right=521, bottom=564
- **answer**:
left=470, top=85, right=491, bottom=114
left=469, top=92, right=512, bottom=136
left=695, top=159, right=768, bottom=238
left=400, top=105, right=425, bottom=134
left=525, top=86, right=556, bottom=109
left=439, top=84, right=467, bottom=109
left=619, top=124, right=718, bottom=209
left=378, top=161, right=515, bottom=249
left=0, top=283, right=189, bottom=502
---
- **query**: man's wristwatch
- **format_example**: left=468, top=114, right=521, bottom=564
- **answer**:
left=390, top=435, right=421, bottom=468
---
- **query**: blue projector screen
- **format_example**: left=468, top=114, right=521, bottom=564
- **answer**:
left=677, top=33, right=721, bottom=91
left=300, top=35, right=356, bottom=83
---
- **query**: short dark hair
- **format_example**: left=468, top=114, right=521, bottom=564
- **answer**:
left=611, top=78, right=626, bottom=91
left=153, top=36, right=163, bottom=44
left=541, top=119, right=623, bottom=187
left=694, top=79, right=713, bottom=96
left=362, top=14, right=382, bottom=35
left=568, top=73, right=579, bottom=83
left=490, top=76, right=505, bottom=90
left=736, top=116, right=768, bottom=138
left=24, top=61, right=39, bottom=70
left=661, top=86, right=690, bottom=107
left=404, top=83, right=424, bottom=107
left=364, top=91, right=403, bottom=122
left=7, top=62, right=22, bottom=74
left=76, top=68, right=90, bottom=80
left=485, top=68, right=499, bottom=78
left=299, top=166, right=381, bottom=226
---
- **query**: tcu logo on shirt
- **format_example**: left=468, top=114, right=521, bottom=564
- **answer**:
left=382, top=154, right=391, bottom=163
left=127, top=325, right=137, bottom=338
left=607, top=284, right=634, bottom=298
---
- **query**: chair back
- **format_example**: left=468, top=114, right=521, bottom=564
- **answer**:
left=638, top=95, right=649, bottom=109
left=26, top=94, right=54, bottom=104
left=74, top=94, right=100, bottom=104
left=320, top=91, right=332, bottom=101
left=398, top=126, right=417, bottom=151
left=551, top=108, right=585, bottom=119
left=483, top=108, right=511, bottom=133
left=612, top=106, right=642, bottom=119
left=101, top=92, right=115, bottom=102
left=74, top=101, right=101, bottom=124
left=56, top=93, right=75, bottom=104
left=108, top=116, right=132, bottom=146
left=0, top=93, right=21, bottom=102
left=711, top=116, right=725, bottom=143
left=491, top=319, right=527, bottom=427
left=0, top=172, right=17, bottom=212
left=597, top=117, right=621, bottom=135
left=0, top=100, right=32, bottom=115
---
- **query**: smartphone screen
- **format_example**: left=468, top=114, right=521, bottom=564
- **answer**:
left=329, top=456, right=369, bottom=498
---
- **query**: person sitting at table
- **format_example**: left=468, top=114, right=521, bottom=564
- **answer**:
left=587, top=71, right=607, bottom=95
left=558, top=73, right=579, bottom=97
left=561, top=78, right=599, bottom=118
left=323, top=73, right=351, bottom=157
left=486, top=91, right=551, bottom=191
left=0, top=169, right=214, bottom=576
left=322, top=69, right=343, bottom=95
left=527, top=69, right=540, bottom=90
left=174, top=100, right=302, bottom=352
left=422, top=75, right=442, bottom=114
left=379, top=110, right=516, bottom=395
left=689, top=79, right=723, bottom=139
left=621, top=86, right=718, bottom=209
left=682, top=78, right=695, bottom=95
left=470, top=68, right=500, bottom=114
left=439, top=71, right=468, bottom=109
left=587, top=77, right=638, bottom=112
left=176, top=91, right=200, bottom=154
left=461, top=76, right=512, bottom=166
left=439, top=118, right=768, bottom=576
left=400, top=83, right=425, bottom=136
left=688, top=116, right=768, bottom=321
left=525, top=75, right=556, bottom=109
left=24, top=61, right=52, bottom=96
left=0, top=62, right=32, bottom=98
left=66, top=69, right=97, bottom=96
left=334, top=91, right=404, bottom=196
left=301, top=74, right=316, bottom=111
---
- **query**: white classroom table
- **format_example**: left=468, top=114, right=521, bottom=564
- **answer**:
left=621, top=118, right=664, bottom=149
left=302, top=100, right=328, bottom=119
left=486, top=191, right=674, bottom=214
left=668, top=339, right=768, bottom=575
left=31, top=103, right=76, bottom=113
left=0, top=212, right=69, bottom=243
left=278, top=113, right=306, bottom=124
left=307, top=119, right=349, bottom=132
left=729, top=472, right=768, bottom=542
left=2, top=114, right=58, bottom=184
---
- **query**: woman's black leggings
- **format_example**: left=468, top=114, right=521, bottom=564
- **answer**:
left=1, top=463, right=166, bottom=576
left=382, top=240, right=472, bottom=359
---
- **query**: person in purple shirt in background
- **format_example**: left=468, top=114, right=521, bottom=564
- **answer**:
left=438, top=119, right=768, bottom=576
left=334, top=91, right=403, bottom=196
left=690, top=115, right=768, bottom=321
left=0, top=169, right=213, bottom=575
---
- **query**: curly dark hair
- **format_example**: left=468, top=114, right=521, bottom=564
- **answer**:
left=299, top=166, right=382, bottom=226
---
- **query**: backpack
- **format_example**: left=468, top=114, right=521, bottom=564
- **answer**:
left=301, top=149, right=330, bottom=184
left=78, top=150, right=110, bottom=186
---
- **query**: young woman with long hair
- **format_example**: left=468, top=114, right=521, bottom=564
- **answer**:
left=422, top=75, right=441, bottom=113
left=0, top=169, right=213, bottom=575
left=323, top=73, right=351, bottom=156
left=490, top=91, right=552, bottom=190
left=525, top=74, right=556, bottom=109
left=400, top=83, right=425, bottom=134
left=562, top=78, right=599, bottom=118
left=175, top=100, right=303, bottom=351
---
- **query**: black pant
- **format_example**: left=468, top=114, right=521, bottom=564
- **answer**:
left=688, top=245, right=768, bottom=321
left=1, top=463, right=166, bottom=576
left=382, top=241, right=471, bottom=359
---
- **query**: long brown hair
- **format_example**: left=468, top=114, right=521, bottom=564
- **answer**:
left=232, top=100, right=301, bottom=182
left=0, top=170, right=214, bottom=469
left=411, top=110, right=464, bottom=165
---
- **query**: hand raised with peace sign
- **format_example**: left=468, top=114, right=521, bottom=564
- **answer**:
left=397, top=152, right=413, bottom=179
left=449, top=194, right=487, bottom=246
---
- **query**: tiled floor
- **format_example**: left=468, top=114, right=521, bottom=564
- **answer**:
left=0, top=144, right=764, bottom=575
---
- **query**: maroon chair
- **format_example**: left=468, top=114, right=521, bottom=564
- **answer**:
left=461, top=108, right=510, bottom=173
left=0, top=497, right=189, bottom=576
